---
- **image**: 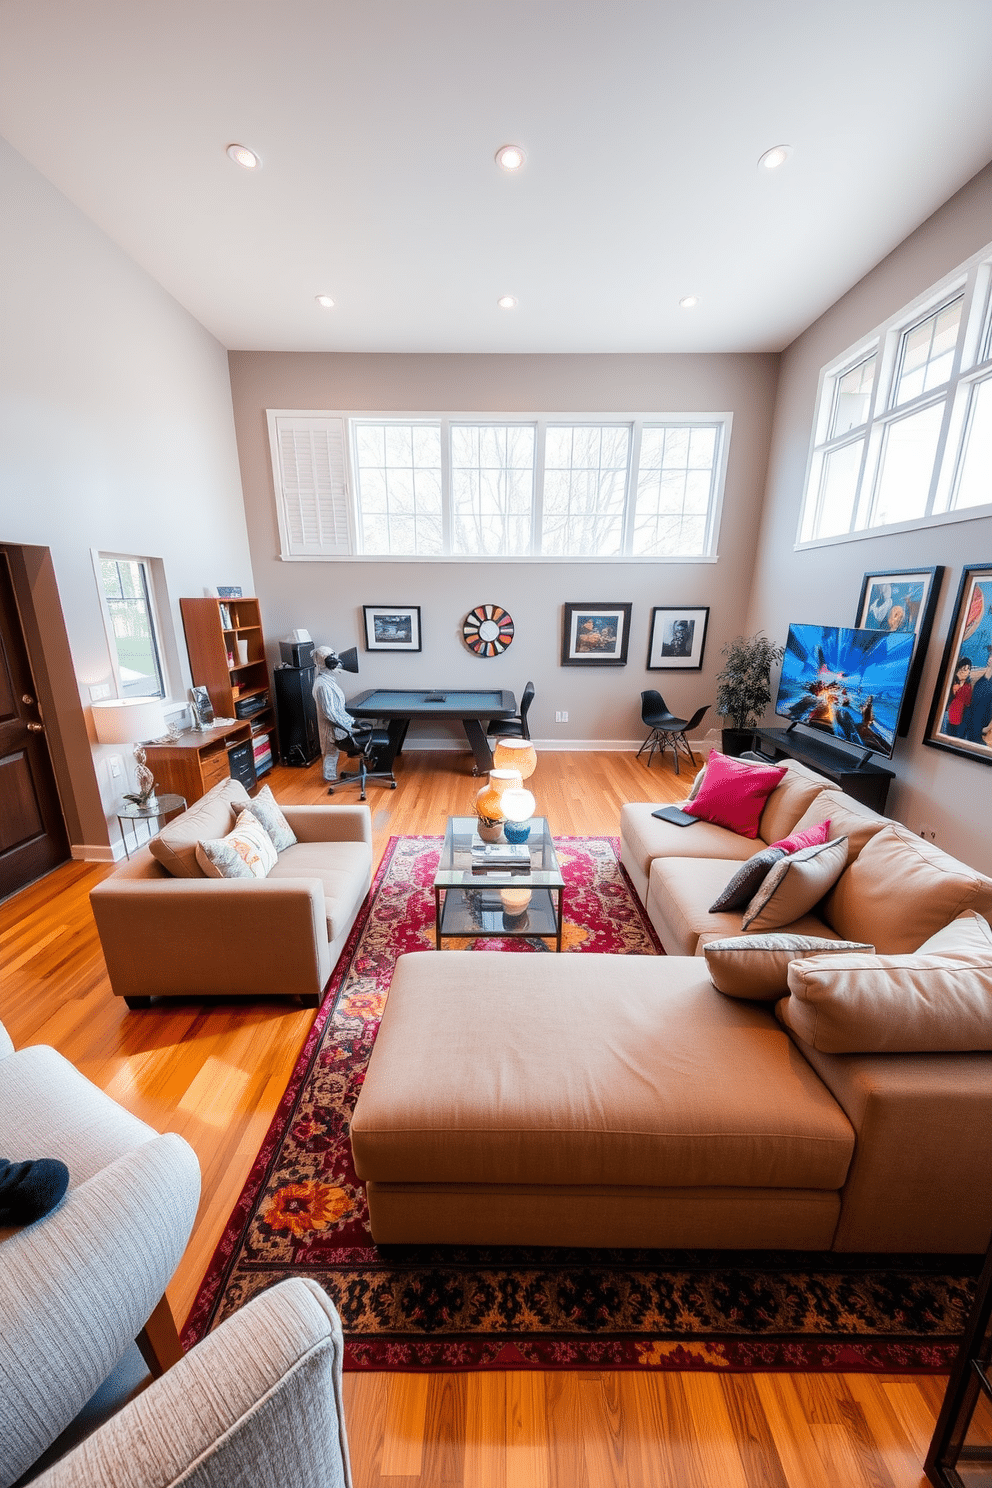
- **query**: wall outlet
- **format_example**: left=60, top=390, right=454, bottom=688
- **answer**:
left=555, top=711, right=568, bottom=723
left=918, top=824, right=937, bottom=842
left=89, top=682, right=111, bottom=701
left=109, top=755, right=124, bottom=779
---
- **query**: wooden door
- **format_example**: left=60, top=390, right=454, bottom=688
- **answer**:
left=0, top=554, right=70, bottom=898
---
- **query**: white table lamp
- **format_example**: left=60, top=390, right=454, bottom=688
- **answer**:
left=92, top=697, right=169, bottom=808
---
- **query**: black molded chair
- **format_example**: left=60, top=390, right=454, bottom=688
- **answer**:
left=636, top=691, right=710, bottom=775
left=326, top=726, right=397, bottom=800
left=487, top=681, right=535, bottom=741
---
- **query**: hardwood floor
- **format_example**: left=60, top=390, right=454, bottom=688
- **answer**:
left=0, top=748, right=944, bottom=1487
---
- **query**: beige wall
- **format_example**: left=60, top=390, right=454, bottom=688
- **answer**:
left=229, top=351, right=778, bottom=751
left=0, top=136, right=253, bottom=856
left=749, top=161, right=992, bottom=874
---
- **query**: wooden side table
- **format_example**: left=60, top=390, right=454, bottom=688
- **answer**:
left=116, top=793, right=187, bottom=859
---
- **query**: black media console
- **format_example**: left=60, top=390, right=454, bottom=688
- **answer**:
left=750, top=728, right=894, bottom=813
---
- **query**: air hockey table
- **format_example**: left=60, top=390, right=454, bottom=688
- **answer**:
left=346, top=688, right=517, bottom=774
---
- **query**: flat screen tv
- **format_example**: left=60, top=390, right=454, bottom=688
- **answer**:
left=774, top=623, right=916, bottom=762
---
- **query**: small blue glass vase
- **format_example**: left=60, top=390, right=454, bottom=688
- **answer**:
left=503, top=819, right=531, bottom=843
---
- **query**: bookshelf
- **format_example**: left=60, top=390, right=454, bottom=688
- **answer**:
left=179, top=597, right=278, bottom=780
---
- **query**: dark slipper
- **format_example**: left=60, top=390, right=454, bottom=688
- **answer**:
left=0, top=1159, right=70, bottom=1225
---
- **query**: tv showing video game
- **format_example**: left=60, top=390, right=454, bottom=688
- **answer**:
left=774, top=623, right=917, bottom=761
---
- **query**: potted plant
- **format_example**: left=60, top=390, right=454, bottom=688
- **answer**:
left=715, top=632, right=785, bottom=756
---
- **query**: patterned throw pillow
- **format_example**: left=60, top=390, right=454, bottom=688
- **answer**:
left=741, top=836, right=849, bottom=932
left=682, top=751, right=787, bottom=839
left=709, top=847, right=787, bottom=912
left=247, top=784, right=297, bottom=852
left=195, top=808, right=278, bottom=880
left=704, top=933, right=875, bottom=1000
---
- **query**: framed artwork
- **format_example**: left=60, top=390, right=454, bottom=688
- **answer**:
left=561, top=603, right=632, bottom=666
left=462, top=603, right=514, bottom=657
left=924, top=563, right=992, bottom=766
left=646, top=606, right=709, bottom=670
left=855, top=566, right=944, bottom=735
left=216, top=586, right=243, bottom=598
left=363, top=605, right=422, bottom=652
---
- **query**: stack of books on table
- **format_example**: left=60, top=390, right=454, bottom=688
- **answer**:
left=470, top=837, right=530, bottom=872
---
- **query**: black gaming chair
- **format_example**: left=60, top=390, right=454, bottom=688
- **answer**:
left=487, top=680, right=535, bottom=741
left=636, top=691, right=710, bottom=775
left=326, top=725, right=397, bottom=800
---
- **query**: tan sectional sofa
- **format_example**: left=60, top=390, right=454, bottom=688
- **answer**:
left=91, top=778, right=373, bottom=1007
left=351, top=757, right=992, bottom=1254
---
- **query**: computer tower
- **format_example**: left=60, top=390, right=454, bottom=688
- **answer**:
left=274, top=664, right=320, bottom=766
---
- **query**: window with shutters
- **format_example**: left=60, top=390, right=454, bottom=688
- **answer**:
left=267, top=410, right=731, bottom=560
left=798, top=241, right=992, bottom=545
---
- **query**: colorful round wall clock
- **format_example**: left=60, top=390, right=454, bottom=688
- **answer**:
left=462, top=604, right=514, bottom=656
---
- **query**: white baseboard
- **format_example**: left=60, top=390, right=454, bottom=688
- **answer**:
left=71, top=843, right=121, bottom=863
left=408, top=737, right=714, bottom=755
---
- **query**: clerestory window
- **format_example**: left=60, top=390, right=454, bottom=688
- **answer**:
left=267, top=411, right=731, bottom=561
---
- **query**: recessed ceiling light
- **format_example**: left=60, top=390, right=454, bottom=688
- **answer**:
left=497, top=295, right=518, bottom=310
left=226, top=143, right=261, bottom=170
left=495, top=144, right=525, bottom=172
left=679, top=295, right=699, bottom=309
left=758, top=145, right=790, bottom=171
left=315, top=295, right=335, bottom=309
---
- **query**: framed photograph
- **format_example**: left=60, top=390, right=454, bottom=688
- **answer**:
left=924, top=563, right=992, bottom=766
left=561, top=603, right=632, bottom=666
left=216, top=586, right=243, bottom=598
left=188, top=685, right=215, bottom=730
left=363, top=605, right=422, bottom=652
left=646, top=606, right=709, bottom=670
left=855, top=566, right=943, bottom=735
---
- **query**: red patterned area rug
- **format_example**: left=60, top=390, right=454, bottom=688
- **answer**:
left=183, top=835, right=975, bottom=1373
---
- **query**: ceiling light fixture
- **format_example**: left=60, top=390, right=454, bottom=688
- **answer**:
left=226, top=143, right=261, bottom=170
left=497, top=295, right=518, bottom=310
left=679, top=296, right=699, bottom=309
left=315, top=295, right=335, bottom=309
left=495, top=144, right=525, bottom=172
left=758, top=145, right=790, bottom=171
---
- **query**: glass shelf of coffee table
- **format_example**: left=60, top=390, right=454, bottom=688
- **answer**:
left=433, top=815, right=565, bottom=950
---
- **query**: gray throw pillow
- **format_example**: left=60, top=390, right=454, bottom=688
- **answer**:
left=710, top=847, right=786, bottom=912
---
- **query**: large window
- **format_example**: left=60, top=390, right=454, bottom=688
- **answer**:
left=268, top=411, right=731, bottom=560
left=98, top=557, right=166, bottom=698
left=799, top=248, right=992, bottom=544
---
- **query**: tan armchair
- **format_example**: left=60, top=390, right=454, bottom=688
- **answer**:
left=90, top=780, right=373, bottom=1008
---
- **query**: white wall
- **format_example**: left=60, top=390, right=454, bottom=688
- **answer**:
left=0, top=136, right=253, bottom=855
left=229, top=351, right=778, bottom=752
left=749, top=161, right=992, bottom=874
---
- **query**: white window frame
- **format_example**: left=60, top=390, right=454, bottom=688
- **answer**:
left=267, top=409, right=732, bottom=562
left=94, top=551, right=170, bottom=700
left=797, top=243, right=992, bottom=549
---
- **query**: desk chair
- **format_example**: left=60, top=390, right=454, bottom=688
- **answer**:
left=487, top=680, right=535, bottom=741
left=327, top=725, right=397, bottom=800
left=637, top=691, right=710, bottom=775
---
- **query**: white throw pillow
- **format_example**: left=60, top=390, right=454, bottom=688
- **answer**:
left=195, top=808, right=278, bottom=880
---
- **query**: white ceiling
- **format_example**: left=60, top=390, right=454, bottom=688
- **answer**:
left=3, top=0, right=992, bottom=355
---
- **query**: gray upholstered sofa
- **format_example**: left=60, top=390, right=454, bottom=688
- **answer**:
left=0, top=1019, right=352, bottom=1488
left=0, top=1018, right=200, bottom=1486
left=351, top=757, right=992, bottom=1256
left=90, top=778, right=373, bottom=1007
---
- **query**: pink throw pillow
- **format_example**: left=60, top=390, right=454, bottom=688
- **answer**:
left=683, top=751, right=787, bottom=839
left=769, top=820, right=831, bottom=855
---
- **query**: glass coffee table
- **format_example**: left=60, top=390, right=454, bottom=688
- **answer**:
left=433, top=816, right=565, bottom=950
